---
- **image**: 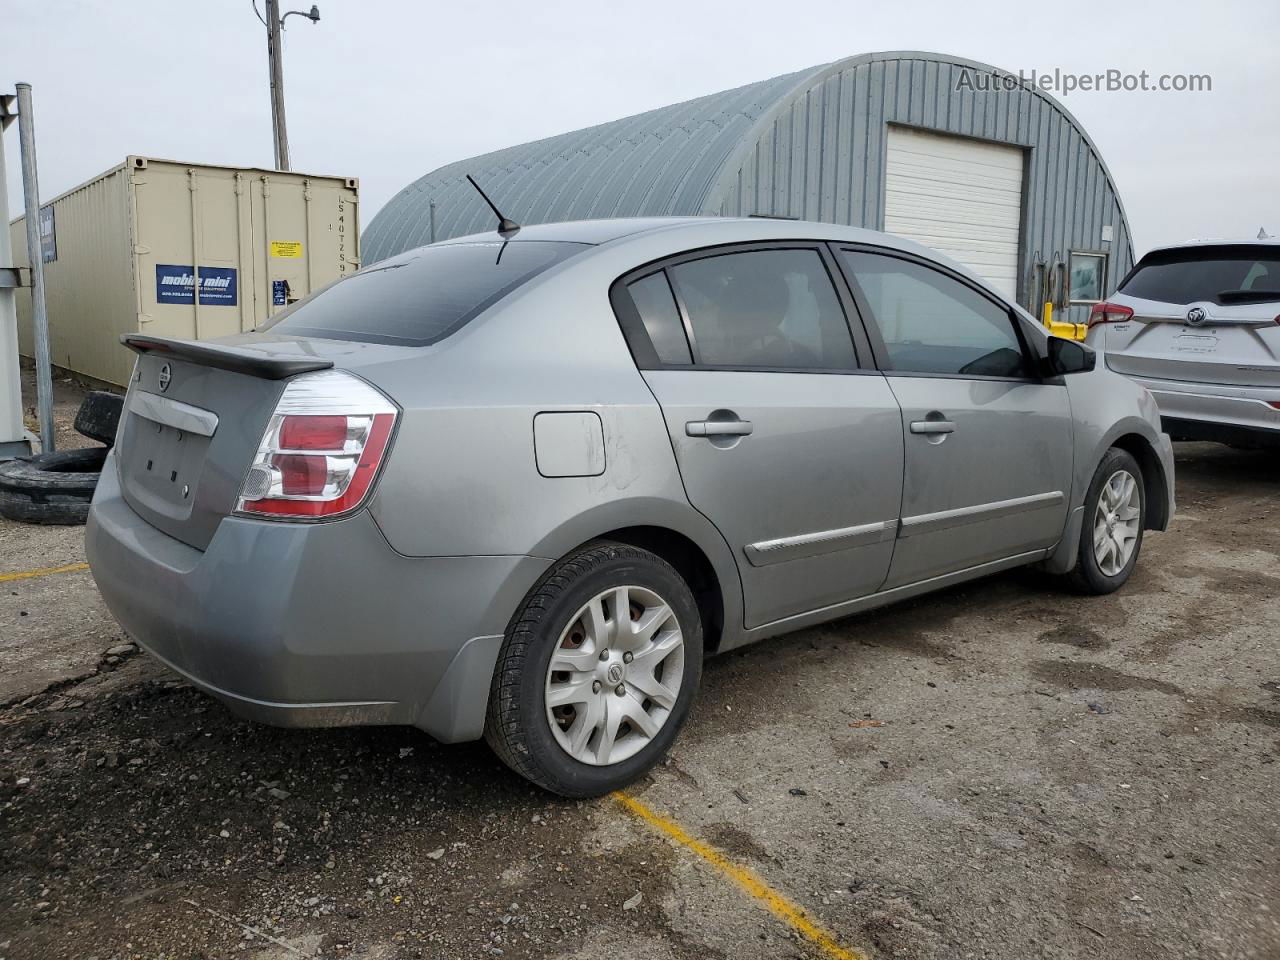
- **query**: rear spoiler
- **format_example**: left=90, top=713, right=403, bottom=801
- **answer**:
left=121, top=334, right=334, bottom=380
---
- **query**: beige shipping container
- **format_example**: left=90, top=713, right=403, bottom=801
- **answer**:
left=8, top=156, right=359, bottom=386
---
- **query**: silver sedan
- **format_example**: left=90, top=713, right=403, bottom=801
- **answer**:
left=86, top=217, right=1174, bottom=796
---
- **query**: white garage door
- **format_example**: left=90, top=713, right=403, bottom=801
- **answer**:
left=883, top=126, right=1024, bottom=298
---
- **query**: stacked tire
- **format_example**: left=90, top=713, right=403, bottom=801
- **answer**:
left=0, top=391, right=123, bottom=525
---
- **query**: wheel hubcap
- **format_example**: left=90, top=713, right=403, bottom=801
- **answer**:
left=1093, top=469, right=1141, bottom=577
left=544, top=584, right=685, bottom=766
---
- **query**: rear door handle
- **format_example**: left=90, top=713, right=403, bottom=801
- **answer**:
left=910, top=420, right=956, bottom=435
left=686, top=419, right=753, bottom=438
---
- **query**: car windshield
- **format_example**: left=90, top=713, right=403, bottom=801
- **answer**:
left=1119, top=245, right=1280, bottom=306
left=262, top=240, right=588, bottom=346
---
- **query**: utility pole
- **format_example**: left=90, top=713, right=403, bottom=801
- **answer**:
left=266, top=0, right=289, bottom=170
left=261, top=1, right=321, bottom=172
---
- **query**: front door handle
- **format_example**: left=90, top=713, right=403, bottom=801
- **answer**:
left=910, top=419, right=956, bottom=435
left=686, top=419, right=753, bottom=438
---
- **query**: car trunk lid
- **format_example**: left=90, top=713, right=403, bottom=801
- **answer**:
left=1101, top=297, right=1280, bottom=387
left=115, top=334, right=406, bottom=550
left=1100, top=243, right=1280, bottom=387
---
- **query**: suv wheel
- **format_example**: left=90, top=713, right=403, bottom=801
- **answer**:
left=1070, top=448, right=1146, bottom=595
left=485, top=542, right=702, bottom=797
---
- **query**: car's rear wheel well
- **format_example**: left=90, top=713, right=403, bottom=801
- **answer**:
left=1110, top=433, right=1170, bottom=530
left=590, top=526, right=725, bottom=653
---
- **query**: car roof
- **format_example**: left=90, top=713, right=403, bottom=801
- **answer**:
left=434, top=217, right=717, bottom=246
left=434, top=215, right=929, bottom=249
left=433, top=215, right=1008, bottom=306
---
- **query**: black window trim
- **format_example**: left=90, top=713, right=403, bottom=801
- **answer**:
left=608, top=240, right=877, bottom=375
left=829, top=242, right=1046, bottom=385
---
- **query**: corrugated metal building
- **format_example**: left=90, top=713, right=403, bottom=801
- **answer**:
left=363, top=51, right=1133, bottom=324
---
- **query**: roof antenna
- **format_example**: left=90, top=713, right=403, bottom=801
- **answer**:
left=465, top=175, right=520, bottom=236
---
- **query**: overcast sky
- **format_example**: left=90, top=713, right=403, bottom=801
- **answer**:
left=5, top=0, right=1277, bottom=255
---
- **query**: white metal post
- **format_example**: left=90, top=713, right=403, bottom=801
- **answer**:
left=15, top=83, right=54, bottom=453
left=0, top=93, right=32, bottom=460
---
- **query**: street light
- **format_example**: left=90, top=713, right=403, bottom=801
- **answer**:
left=255, top=1, right=321, bottom=171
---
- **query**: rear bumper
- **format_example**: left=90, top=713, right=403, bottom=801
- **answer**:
left=1162, top=417, right=1280, bottom=449
left=85, top=453, right=551, bottom=741
left=1120, top=372, right=1280, bottom=443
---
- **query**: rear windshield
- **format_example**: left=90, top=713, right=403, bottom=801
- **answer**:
left=1119, top=245, right=1280, bottom=306
left=262, top=241, right=587, bottom=346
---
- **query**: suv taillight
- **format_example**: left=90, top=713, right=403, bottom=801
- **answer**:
left=236, top=371, right=398, bottom=520
left=1087, top=301, right=1135, bottom=328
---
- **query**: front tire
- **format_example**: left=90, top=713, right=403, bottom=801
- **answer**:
left=1069, top=448, right=1146, bottom=595
left=484, top=542, right=703, bottom=797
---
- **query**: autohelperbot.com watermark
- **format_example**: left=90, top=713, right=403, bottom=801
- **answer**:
left=956, top=67, right=1212, bottom=96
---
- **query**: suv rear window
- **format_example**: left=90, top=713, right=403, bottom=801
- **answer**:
left=263, top=241, right=586, bottom=346
left=1119, top=245, right=1280, bottom=306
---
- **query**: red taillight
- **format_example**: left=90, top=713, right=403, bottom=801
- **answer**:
left=274, top=453, right=329, bottom=496
left=279, top=414, right=349, bottom=450
left=235, top=372, right=398, bottom=521
left=1088, top=301, right=1135, bottom=328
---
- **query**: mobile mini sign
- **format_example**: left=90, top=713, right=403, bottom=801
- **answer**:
left=155, top=265, right=238, bottom=306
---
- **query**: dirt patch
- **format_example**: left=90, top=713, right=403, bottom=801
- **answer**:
left=0, top=672, right=710, bottom=960
left=1038, top=624, right=1111, bottom=650
left=1030, top=659, right=1186, bottom=697
left=702, top=823, right=773, bottom=865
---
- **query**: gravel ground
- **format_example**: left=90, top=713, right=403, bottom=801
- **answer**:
left=0, top=427, right=1277, bottom=959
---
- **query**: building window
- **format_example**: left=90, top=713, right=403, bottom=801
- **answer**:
left=1069, top=252, right=1107, bottom=305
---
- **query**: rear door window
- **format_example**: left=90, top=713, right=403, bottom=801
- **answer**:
left=1119, top=245, right=1280, bottom=305
left=263, top=241, right=586, bottom=345
left=666, top=249, right=858, bottom=370
left=838, top=249, right=1030, bottom=378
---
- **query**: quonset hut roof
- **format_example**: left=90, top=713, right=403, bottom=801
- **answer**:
left=363, top=51, right=1133, bottom=276
left=362, top=66, right=811, bottom=262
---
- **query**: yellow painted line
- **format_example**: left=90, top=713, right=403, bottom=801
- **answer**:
left=0, top=561, right=90, bottom=583
left=614, top=791, right=867, bottom=960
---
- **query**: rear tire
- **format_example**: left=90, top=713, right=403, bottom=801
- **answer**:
left=73, top=391, right=124, bottom=447
left=485, top=541, right=702, bottom=797
left=0, top=447, right=108, bottom=525
left=1068, top=448, right=1145, bottom=595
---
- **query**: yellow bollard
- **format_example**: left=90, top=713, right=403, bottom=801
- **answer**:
left=1042, top=301, right=1086, bottom=341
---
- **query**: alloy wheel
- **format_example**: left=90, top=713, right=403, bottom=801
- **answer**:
left=1093, top=469, right=1141, bottom=576
left=543, top=584, right=685, bottom=766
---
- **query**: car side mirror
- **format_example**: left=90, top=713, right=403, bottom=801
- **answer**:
left=1044, top=336, right=1096, bottom=376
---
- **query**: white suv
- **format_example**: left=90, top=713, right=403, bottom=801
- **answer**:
left=1086, top=240, right=1280, bottom=447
